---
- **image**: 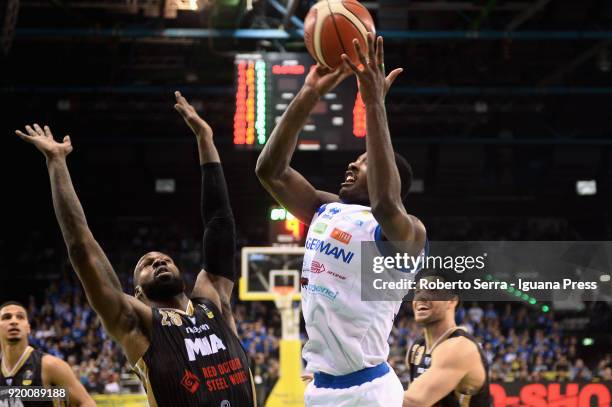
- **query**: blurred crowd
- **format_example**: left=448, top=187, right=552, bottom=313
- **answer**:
left=22, top=272, right=611, bottom=404
left=7, top=218, right=610, bottom=404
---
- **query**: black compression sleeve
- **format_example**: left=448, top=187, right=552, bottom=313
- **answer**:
left=201, top=162, right=236, bottom=282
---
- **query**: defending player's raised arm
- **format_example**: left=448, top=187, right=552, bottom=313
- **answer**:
left=403, top=338, right=481, bottom=407
left=173, top=92, right=237, bottom=332
left=42, top=355, right=95, bottom=407
left=342, top=34, right=425, bottom=244
left=15, top=124, right=151, bottom=359
left=255, top=66, right=349, bottom=225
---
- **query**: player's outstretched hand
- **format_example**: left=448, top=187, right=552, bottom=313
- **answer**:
left=174, top=91, right=213, bottom=140
left=15, top=124, right=73, bottom=161
left=341, top=33, right=403, bottom=105
left=304, top=63, right=353, bottom=97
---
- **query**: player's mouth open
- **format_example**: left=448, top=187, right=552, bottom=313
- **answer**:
left=341, top=171, right=356, bottom=187
left=154, top=266, right=170, bottom=277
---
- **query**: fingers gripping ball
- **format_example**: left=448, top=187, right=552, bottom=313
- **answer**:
left=304, top=0, right=375, bottom=69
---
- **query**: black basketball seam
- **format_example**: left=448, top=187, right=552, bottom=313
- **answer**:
left=326, top=0, right=349, bottom=61
left=342, top=0, right=372, bottom=36
left=336, top=13, right=368, bottom=50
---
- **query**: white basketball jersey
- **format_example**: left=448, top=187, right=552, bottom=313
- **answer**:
left=301, top=202, right=422, bottom=375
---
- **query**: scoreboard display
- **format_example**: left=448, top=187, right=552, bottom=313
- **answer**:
left=233, top=53, right=366, bottom=151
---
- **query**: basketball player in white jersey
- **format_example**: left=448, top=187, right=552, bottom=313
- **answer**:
left=257, top=33, right=427, bottom=406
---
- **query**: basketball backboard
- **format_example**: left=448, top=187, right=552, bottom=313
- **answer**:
left=239, top=246, right=304, bottom=301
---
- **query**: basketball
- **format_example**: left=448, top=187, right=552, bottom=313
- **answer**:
left=304, top=0, right=376, bottom=69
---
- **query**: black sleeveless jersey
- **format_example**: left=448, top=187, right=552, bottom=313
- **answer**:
left=134, top=298, right=255, bottom=407
left=0, top=347, right=55, bottom=406
left=407, top=329, right=491, bottom=407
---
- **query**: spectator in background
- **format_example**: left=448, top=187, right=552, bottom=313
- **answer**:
left=571, top=359, right=592, bottom=381
left=251, top=352, right=269, bottom=406
left=468, top=302, right=484, bottom=324
left=104, top=372, right=121, bottom=394
left=554, top=355, right=571, bottom=381
left=600, top=367, right=612, bottom=381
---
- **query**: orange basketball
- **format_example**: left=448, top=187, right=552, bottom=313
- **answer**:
left=304, top=0, right=376, bottom=69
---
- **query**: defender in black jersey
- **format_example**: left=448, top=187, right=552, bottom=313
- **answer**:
left=16, top=92, right=255, bottom=406
left=0, top=302, right=94, bottom=406
left=403, top=273, right=491, bottom=407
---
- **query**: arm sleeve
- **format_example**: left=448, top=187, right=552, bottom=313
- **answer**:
left=201, top=162, right=237, bottom=282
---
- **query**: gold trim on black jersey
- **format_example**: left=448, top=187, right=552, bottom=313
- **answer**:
left=135, top=357, right=159, bottom=407
left=163, top=300, right=195, bottom=317
left=455, top=391, right=473, bottom=407
left=1, top=345, right=34, bottom=378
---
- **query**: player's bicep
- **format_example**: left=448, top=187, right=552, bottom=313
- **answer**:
left=404, top=363, right=464, bottom=406
left=192, top=270, right=225, bottom=309
left=261, top=167, right=338, bottom=225
left=404, top=340, right=472, bottom=407
left=375, top=206, right=419, bottom=241
left=67, top=240, right=127, bottom=320
left=43, top=356, right=95, bottom=407
left=191, top=270, right=238, bottom=335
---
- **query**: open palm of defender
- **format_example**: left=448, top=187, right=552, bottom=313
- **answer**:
left=174, top=91, right=213, bottom=139
left=16, top=124, right=73, bottom=159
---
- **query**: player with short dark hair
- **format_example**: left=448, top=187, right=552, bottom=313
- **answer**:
left=15, top=92, right=255, bottom=407
left=257, top=33, right=427, bottom=406
left=403, top=272, right=491, bottom=407
left=0, top=301, right=94, bottom=406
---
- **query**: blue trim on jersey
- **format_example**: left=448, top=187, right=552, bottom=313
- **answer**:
left=313, top=362, right=389, bottom=389
left=316, top=203, right=328, bottom=216
left=374, top=224, right=383, bottom=241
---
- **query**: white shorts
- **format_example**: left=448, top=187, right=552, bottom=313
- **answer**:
left=304, top=364, right=404, bottom=407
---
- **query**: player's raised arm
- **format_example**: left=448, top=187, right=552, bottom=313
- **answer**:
left=342, top=34, right=425, bottom=244
left=173, top=92, right=238, bottom=333
left=15, top=124, right=151, bottom=363
left=403, top=337, right=482, bottom=407
left=255, top=65, right=350, bottom=225
left=41, top=355, right=95, bottom=407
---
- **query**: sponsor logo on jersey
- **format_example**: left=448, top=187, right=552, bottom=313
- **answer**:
left=310, top=260, right=326, bottom=274
left=181, top=369, right=201, bottom=394
left=326, top=270, right=346, bottom=281
left=185, top=334, right=227, bottom=361
left=302, top=283, right=338, bottom=301
left=300, top=277, right=309, bottom=287
left=414, top=346, right=425, bottom=366
left=321, top=207, right=341, bottom=220
left=342, top=215, right=364, bottom=227
left=330, top=228, right=352, bottom=244
left=311, top=222, right=328, bottom=234
left=186, top=323, right=211, bottom=334
left=305, top=237, right=355, bottom=264
left=199, top=304, right=214, bottom=319
left=21, top=369, right=33, bottom=386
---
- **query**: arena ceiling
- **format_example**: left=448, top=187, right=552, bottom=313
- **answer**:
left=2, top=0, right=611, bottom=241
